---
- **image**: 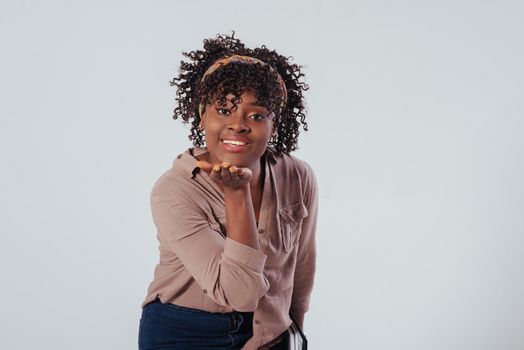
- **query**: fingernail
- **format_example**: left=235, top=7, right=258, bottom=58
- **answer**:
left=221, top=162, right=230, bottom=168
left=229, top=166, right=237, bottom=173
left=213, top=165, right=221, bottom=172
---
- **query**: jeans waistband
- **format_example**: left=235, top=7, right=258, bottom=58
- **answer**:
left=144, top=297, right=254, bottom=333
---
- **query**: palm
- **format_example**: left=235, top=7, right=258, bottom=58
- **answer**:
left=196, top=160, right=252, bottom=190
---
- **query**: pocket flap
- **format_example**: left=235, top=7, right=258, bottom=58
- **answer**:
left=278, top=202, right=308, bottom=223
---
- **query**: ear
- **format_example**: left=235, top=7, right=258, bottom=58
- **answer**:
left=199, top=105, right=207, bottom=130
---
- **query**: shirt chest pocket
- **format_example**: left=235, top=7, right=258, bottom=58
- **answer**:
left=278, top=202, right=309, bottom=252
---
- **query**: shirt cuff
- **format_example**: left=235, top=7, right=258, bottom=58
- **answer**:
left=290, top=304, right=309, bottom=315
left=223, top=237, right=267, bottom=272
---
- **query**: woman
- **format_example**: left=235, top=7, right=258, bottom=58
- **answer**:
left=139, top=32, right=318, bottom=350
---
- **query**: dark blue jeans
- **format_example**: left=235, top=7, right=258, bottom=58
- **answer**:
left=138, top=297, right=254, bottom=350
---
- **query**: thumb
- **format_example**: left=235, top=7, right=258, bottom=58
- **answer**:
left=237, top=166, right=252, bottom=179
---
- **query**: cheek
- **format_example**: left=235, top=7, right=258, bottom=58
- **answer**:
left=201, top=119, right=217, bottom=137
left=262, top=123, right=274, bottom=139
left=207, top=123, right=221, bottom=134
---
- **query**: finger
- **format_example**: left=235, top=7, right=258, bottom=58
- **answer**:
left=220, top=162, right=232, bottom=179
left=229, top=166, right=240, bottom=181
left=209, top=164, right=222, bottom=181
left=196, top=160, right=213, bottom=173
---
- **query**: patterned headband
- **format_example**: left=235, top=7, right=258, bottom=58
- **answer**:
left=198, top=55, right=288, bottom=118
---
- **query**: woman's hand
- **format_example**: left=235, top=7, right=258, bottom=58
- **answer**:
left=196, top=160, right=252, bottom=190
left=196, top=160, right=259, bottom=250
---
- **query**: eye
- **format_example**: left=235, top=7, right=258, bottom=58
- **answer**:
left=216, top=108, right=231, bottom=116
left=249, top=114, right=265, bottom=121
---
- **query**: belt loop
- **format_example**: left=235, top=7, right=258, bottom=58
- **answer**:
left=230, top=313, right=238, bottom=331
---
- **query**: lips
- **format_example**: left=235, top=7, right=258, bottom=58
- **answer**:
left=220, top=136, right=252, bottom=144
left=220, top=136, right=252, bottom=153
left=222, top=139, right=248, bottom=146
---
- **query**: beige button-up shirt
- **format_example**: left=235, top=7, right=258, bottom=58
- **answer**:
left=142, top=146, right=318, bottom=349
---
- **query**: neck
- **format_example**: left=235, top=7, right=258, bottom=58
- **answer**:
left=250, top=156, right=265, bottom=192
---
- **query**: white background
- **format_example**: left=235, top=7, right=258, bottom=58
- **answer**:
left=1, top=1, right=523, bottom=349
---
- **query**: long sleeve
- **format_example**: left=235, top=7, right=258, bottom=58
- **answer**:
left=289, top=165, right=318, bottom=315
left=150, top=174, right=270, bottom=312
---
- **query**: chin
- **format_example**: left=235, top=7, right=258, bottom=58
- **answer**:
left=218, top=153, right=254, bottom=168
left=223, top=156, right=249, bottom=167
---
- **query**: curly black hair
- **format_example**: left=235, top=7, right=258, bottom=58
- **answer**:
left=170, top=31, right=309, bottom=155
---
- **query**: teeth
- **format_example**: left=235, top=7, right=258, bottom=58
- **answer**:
left=223, top=140, right=247, bottom=146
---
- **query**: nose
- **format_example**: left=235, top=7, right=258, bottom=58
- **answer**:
left=227, top=114, right=250, bottom=133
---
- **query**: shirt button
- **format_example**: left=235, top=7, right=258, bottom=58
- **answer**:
left=254, top=319, right=261, bottom=324
left=258, top=229, right=265, bottom=234
left=203, top=289, right=207, bottom=294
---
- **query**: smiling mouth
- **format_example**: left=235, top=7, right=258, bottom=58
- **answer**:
left=220, top=139, right=251, bottom=152
left=222, top=140, right=249, bottom=146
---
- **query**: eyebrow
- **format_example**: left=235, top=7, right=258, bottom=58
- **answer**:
left=248, top=101, right=267, bottom=107
left=220, top=99, right=268, bottom=109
